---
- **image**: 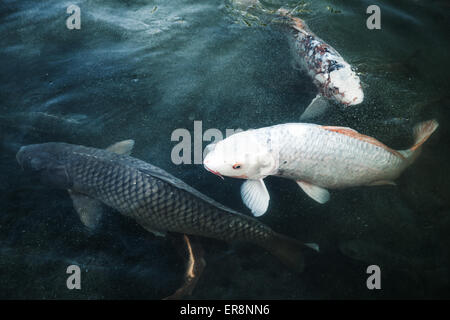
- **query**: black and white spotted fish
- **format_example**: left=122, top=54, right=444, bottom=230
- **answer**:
left=279, top=9, right=364, bottom=119
left=16, top=140, right=316, bottom=271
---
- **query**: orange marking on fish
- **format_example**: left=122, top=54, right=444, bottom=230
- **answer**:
left=322, top=126, right=406, bottom=160
left=316, top=44, right=328, bottom=54
left=291, top=16, right=307, bottom=32
left=410, top=120, right=438, bottom=152
left=205, top=165, right=224, bottom=180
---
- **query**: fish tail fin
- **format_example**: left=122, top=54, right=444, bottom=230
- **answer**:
left=398, top=119, right=439, bottom=162
left=276, top=8, right=291, bottom=17
left=263, top=232, right=314, bottom=272
left=274, top=7, right=309, bottom=32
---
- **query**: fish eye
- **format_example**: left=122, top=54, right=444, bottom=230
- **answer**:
left=232, top=164, right=241, bottom=169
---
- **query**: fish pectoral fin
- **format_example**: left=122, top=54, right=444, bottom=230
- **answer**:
left=68, top=190, right=104, bottom=230
left=300, top=94, right=330, bottom=121
left=296, top=181, right=330, bottom=204
left=148, top=230, right=167, bottom=237
left=367, top=180, right=396, bottom=186
left=140, top=223, right=167, bottom=237
left=240, top=179, right=270, bottom=217
left=106, top=139, right=135, bottom=155
left=304, top=242, right=320, bottom=252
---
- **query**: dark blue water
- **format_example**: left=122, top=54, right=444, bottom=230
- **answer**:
left=1, top=0, right=449, bottom=299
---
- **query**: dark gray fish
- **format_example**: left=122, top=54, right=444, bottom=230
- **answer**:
left=16, top=140, right=312, bottom=271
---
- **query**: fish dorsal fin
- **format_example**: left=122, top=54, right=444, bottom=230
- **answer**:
left=296, top=181, right=330, bottom=204
left=321, top=126, right=358, bottom=134
left=106, top=139, right=135, bottom=155
left=68, top=190, right=104, bottom=230
left=321, top=126, right=406, bottom=160
left=240, top=179, right=270, bottom=217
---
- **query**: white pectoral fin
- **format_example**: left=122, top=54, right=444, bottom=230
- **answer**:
left=300, top=94, right=330, bottom=121
left=240, top=179, right=270, bottom=217
left=304, top=242, right=320, bottom=252
left=106, top=139, right=135, bottom=155
left=68, top=190, right=104, bottom=229
left=296, top=181, right=330, bottom=204
left=141, top=225, right=167, bottom=237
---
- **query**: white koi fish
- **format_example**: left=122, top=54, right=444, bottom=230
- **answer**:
left=203, top=120, right=438, bottom=216
left=278, top=9, right=364, bottom=120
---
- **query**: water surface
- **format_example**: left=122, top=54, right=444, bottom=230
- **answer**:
left=1, top=0, right=449, bottom=299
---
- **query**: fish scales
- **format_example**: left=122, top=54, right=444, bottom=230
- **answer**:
left=265, top=124, right=404, bottom=188
left=59, top=144, right=272, bottom=243
left=17, top=142, right=318, bottom=271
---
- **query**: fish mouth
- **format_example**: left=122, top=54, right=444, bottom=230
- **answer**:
left=204, top=165, right=224, bottom=180
left=231, top=174, right=249, bottom=179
